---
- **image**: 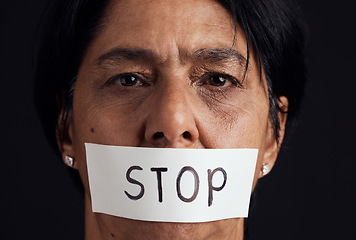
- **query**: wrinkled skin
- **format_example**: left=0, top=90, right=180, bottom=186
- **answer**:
left=58, top=0, right=288, bottom=239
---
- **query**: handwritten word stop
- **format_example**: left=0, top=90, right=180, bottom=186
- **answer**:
left=124, top=166, right=227, bottom=206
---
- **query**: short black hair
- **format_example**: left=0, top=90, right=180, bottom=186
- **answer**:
left=34, top=0, right=307, bottom=156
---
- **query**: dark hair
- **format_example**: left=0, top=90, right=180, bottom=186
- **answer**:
left=34, top=0, right=111, bottom=156
left=35, top=0, right=307, bottom=155
left=219, top=0, right=307, bottom=142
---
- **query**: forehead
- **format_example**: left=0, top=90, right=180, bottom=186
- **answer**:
left=85, top=0, right=245, bottom=62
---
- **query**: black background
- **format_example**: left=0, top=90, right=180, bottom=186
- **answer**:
left=3, top=1, right=356, bottom=239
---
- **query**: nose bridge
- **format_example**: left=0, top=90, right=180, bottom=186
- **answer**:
left=144, top=76, right=199, bottom=147
left=160, top=80, right=187, bottom=123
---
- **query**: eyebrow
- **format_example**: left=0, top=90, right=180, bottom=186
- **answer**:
left=192, top=48, right=246, bottom=65
left=97, top=48, right=155, bottom=66
left=96, top=47, right=246, bottom=66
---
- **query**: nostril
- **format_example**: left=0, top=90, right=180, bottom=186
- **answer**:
left=153, top=132, right=164, bottom=140
left=182, top=131, right=191, bottom=139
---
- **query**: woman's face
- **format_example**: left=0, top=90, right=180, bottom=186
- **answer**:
left=60, top=0, right=286, bottom=238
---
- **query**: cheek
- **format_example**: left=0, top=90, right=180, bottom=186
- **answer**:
left=72, top=103, right=145, bottom=147
left=197, top=94, right=269, bottom=149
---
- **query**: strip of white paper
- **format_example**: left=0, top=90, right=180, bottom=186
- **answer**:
left=85, top=143, right=258, bottom=223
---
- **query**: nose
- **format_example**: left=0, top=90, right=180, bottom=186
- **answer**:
left=144, top=82, right=199, bottom=148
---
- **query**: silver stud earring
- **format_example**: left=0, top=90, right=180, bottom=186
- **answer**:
left=262, top=164, right=270, bottom=176
left=64, top=156, right=74, bottom=167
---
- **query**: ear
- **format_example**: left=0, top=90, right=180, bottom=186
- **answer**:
left=56, top=108, right=78, bottom=169
left=259, top=96, right=288, bottom=178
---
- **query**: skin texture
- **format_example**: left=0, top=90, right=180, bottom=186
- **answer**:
left=58, top=0, right=288, bottom=239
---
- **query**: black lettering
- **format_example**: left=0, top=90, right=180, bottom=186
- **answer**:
left=124, top=166, right=145, bottom=200
left=151, top=167, right=168, bottom=203
left=176, top=166, right=199, bottom=202
left=207, top=167, right=227, bottom=207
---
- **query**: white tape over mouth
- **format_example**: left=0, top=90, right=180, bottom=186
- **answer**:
left=85, top=143, right=258, bottom=223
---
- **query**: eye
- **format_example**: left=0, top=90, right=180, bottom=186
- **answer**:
left=105, top=73, right=149, bottom=88
left=117, top=74, right=141, bottom=87
left=203, top=73, right=240, bottom=88
left=208, top=75, right=229, bottom=87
